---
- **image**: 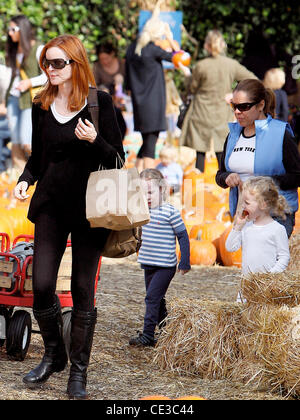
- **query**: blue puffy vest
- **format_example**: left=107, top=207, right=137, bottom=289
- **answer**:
left=225, top=115, right=298, bottom=216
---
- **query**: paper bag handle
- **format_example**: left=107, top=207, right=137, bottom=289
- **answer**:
left=98, top=152, right=126, bottom=171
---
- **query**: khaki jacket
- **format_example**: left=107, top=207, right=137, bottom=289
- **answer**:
left=180, top=55, right=256, bottom=153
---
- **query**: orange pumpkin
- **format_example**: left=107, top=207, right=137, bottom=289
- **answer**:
left=189, top=224, right=202, bottom=240
left=6, top=207, right=34, bottom=238
left=182, top=169, right=204, bottom=210
left=218, top=225, right=242, bottom=267
left=189, top=220, right=227, bottom=243
left=200, top=191, right=225, bottom=221
left=140, top=395, right=171, bottom=400
left=0, top=218, right=14, bottom=239
left=189, top=239, right=216, bottom=266
left=293, top=188, right=300, bottom=233
left=172, top=50, right=191, bottom=68
left=181, top=211, right=204, bottom=235
left=204, top=156, right=219, bottom=177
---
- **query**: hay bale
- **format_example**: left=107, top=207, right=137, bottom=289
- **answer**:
left=240, top=272, right=300, bottom=307
left=233, top=305, right=300, bottom=396
left=153, top=297, right=300, bottom=397
left=288, top=233, right=300, bottom=272
left=153, top=298, right=243, bottom=380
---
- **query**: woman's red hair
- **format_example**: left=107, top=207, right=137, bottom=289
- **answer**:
left=34, top=34, right=96, bottom=111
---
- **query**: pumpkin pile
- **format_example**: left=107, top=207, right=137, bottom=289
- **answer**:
left=0, top=169, right=35, bottom=240
left=179, top=154, right=241, bottom=267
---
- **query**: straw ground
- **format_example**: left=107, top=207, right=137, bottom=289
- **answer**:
left=0, top=257, right=287, bottom=400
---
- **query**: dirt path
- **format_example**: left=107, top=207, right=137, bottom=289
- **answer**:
left=0, top=258, right=285, bottom=400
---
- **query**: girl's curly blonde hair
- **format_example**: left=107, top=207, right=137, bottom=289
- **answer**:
left=242, top=176, right=290, bottom=219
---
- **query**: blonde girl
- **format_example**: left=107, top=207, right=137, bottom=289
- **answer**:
left=226, top=176, right=290, bottom=276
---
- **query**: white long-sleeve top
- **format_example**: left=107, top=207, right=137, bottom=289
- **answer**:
left=225, top=220, right=290, bottom=275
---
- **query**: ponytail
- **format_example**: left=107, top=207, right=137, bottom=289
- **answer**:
left=273, top=195, right=290, bottom=220
left=264, top=88, right=276, bottom=118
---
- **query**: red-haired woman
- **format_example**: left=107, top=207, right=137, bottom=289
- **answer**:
left=13, top=35, right=124, bottom=399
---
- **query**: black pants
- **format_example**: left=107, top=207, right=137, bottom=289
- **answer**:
left=196, top=151, right=223, bottom=172
left=142, top=265, right=176, bottom=338
left=32, top=210, right=110, bottom=311
left=137, top=131, right=159, bottom=159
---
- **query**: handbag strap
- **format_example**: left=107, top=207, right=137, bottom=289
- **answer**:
left=88, top=86, right=125, bottom=170
left=88, top=86, right=99, bottom=133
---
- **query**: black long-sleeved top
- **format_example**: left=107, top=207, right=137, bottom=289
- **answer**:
left=18, top=90, right=125, bottom=223
left=215, top=128, right=300, bottom=192
left=125, top=41, right=173, bottom=133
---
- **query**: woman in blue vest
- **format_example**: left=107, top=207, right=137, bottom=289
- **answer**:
left=216, top=79, right=300, bottom=237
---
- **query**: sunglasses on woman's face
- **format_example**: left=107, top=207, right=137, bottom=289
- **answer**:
left=230, top=101, right=259, bottom=112
left=8, top=26, right=20, bottom=33
left=42, top=58, right=74, bottom=70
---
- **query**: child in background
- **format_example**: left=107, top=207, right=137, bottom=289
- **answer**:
left=156, top=145, right=183, bottom=193
left=226, top=176, right=290, bottom=301
left=129, top=169, right=190, bottom=347
left=263, top=68, right=289, bottom=122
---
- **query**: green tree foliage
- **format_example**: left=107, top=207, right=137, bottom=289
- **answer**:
left=178, top=0, right=300, bottom=61
left=1, top=0, right=299, bottom=71
left=0, top=0, right=140, bottom=63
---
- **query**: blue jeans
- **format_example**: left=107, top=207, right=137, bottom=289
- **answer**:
left=0, top=116, right=11, bottom=171
left=6, top=95, right=32, bottom=146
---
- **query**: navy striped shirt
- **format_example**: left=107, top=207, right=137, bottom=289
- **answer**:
left=138, top=203, right=186, bottom=267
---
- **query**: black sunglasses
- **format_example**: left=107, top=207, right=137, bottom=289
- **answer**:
left=8, top=26, right=20, bottom=33
left=230, top=101, right=259, bottom=112
left=42, top=58, right=74, bottom=70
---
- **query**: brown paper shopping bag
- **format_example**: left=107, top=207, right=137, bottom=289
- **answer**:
left=86, top=166, right=150, bottom=231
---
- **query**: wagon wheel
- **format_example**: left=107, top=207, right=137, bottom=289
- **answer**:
left=6, top=310, right=32, bottom=361
left=62, top=310, right=72, bottom=359
left=0, top=307, right=11, bottom=347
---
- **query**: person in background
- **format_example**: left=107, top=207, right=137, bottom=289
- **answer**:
left=129, top=169, right=190, bottom=347
left=93, top=41, right=125, bottom=95
left=263, top=68, right=289, bottom=122
left=0, top=63, right=12, bottom=171
left=5, top=15, right=46, bottom=171
left=156, top=145, right=183, bottom=194
left=179, top=30, right=256, bottom=173
left=13, top=34, right=124, bottom=399
left=216, top=78, right=300, bottom=237
left=226, top=176, right=290, bottom=302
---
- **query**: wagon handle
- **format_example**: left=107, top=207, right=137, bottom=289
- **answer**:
left=12, top=235, right=34, bottom=248
left=0, top=232, right=10, bottom=252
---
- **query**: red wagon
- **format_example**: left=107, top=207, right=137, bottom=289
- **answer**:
left=0, top=233, right=101, bottom=361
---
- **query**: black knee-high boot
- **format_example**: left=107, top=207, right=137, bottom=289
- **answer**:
left=67, top=308, right=97, bottom=400
left=23, top=295, right=68, bottom=387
